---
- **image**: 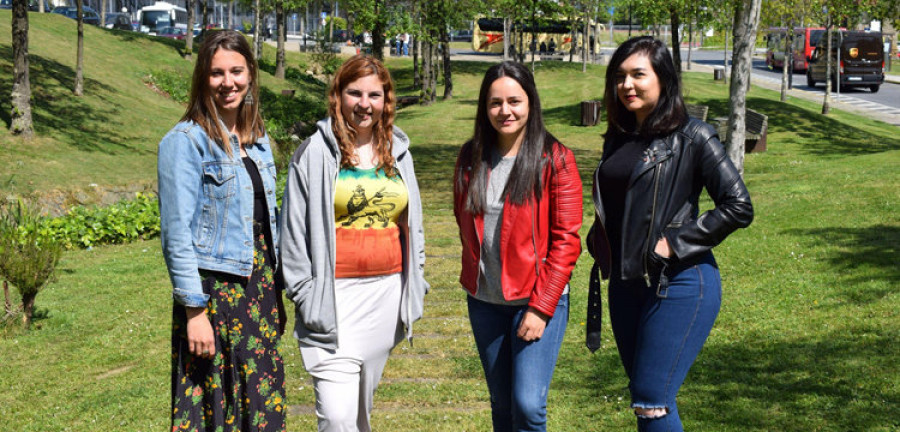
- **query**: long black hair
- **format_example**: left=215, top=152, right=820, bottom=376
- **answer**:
left=603, top=36, right=687, bottom=139
left=457, top=61, right=557, bottom=214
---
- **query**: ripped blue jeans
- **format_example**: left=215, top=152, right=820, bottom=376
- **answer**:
left=608, top=253, right=721, bottom=432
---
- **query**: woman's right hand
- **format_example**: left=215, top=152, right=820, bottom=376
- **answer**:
left=186, top=307, right=216, bottom=359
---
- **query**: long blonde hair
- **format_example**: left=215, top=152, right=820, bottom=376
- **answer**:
left=328, top=55, right=397, bottom=174
left=182, top=30, right=265, bottom=155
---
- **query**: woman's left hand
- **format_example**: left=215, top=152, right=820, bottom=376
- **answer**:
left=654, top=237, right=672, bottom=258
left=517, top=308, right=549, bottom=342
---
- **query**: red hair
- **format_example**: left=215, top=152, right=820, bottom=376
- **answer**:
left=328, top=55, right=397, bottom=175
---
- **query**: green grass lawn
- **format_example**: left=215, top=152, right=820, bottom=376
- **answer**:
left=1, top=15, right=899, bottom=432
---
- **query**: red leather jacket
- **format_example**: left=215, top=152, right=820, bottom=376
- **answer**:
left=453, top=142, right=583, bottom=317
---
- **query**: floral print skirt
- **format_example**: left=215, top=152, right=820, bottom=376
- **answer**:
left=171, top=232, right=286, bottom=432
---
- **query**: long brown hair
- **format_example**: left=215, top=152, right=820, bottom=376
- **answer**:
left=182, top=30, right=265, bottom=155
left=328, top=55, right=397, bottom=174
left=456, top=61, right=557, bottom=214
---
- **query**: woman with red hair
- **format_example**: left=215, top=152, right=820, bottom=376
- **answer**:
left=279, top=55, right=428, bottom=432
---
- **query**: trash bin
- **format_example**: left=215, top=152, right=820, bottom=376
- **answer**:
left=714, top=66, right=725, bottom=80
left=581, top=100, right=602, bottom=126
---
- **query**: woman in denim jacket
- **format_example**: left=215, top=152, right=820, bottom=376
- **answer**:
left=158, top=31, right=285, bottom=431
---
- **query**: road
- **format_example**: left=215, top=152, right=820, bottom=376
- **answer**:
left=681, top=48, right=900, bottom=121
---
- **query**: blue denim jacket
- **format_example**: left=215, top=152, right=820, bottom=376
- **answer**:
left=158, top=121, right=279, bottom=308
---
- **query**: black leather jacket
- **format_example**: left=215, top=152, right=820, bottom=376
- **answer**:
left=587, top=119, right=754, bottom=284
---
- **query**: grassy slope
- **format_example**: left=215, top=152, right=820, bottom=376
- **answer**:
left=0, top=12, right=297, bottom=196
left=1, top=16, right=899, bottom=431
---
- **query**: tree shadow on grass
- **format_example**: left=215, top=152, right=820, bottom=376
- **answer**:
left=784, top=224, right=899, bottom=303
left=0, top=45, right=150, bottom=155
left=700, top=97, right=900, bottom=157
left=578, top=326, right=899, bottom=430
left=410, top=143, right=461, bottom=193
left=543, top=102, right=608, bottom=128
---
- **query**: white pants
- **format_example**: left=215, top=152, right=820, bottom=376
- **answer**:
left=300, top=273, right=403, bottom=432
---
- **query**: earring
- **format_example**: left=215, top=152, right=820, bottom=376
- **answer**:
left=244, top=92, right=254, bottom=105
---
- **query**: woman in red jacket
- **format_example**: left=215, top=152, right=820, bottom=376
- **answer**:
left=453, top=61, right=583, bottom=432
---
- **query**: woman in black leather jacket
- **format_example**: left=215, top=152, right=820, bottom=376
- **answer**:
left=586, top=36, right=753, bottom=432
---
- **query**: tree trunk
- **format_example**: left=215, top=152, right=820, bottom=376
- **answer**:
left=185, top=0, right=194, bottom=60
left=442, top=30, right=452, bottom=99
left=372, top=0, right=385, bottom=61
left=329, top=1, right=336, bottom=43
left=4, top=280, right=12, bottom=315
left=201, top=0, right=209, bottom=38
left=74, top=0, right=85, bottom=96
left=10, top=0, right=33, bottom=138
left=421, top=41, right=431, bottom=105
left=726, top=0, right=762, bottom=176
left=413, top=34, right=420, bottom=88
left=822, top=20, right=832, bottom=114
left=228, top=1, right=233, bottom=31
left=724, top=23, right=729, bottom=84
left=275, top=0, right=285, bottom=79
left=686, top=14, right=693, bottom=70
left=503, top=17, right=511, bottom=61
left=780, top=19, right=790, bottom=102
left=670, top=8, right=681, bottom=74
left=253, top=0, right=261, bottom=60
left=582, top=8, right=589, bottom=72
left=21, top=290, right=35, bottom=328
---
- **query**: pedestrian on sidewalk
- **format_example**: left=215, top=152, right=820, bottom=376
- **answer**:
left=279, top=54, right=429, bottom=432
left=586, top=36, right=753, bottom=432
left=453, top=61, right=583, bottom=432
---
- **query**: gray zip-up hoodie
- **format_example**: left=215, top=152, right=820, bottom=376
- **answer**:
left=279, top=118, right=429, bottom=349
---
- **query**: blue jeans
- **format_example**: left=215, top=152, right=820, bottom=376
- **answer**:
left=608, top=254, right=721, bottom=432
left=467, top=294, right=569, bottom=432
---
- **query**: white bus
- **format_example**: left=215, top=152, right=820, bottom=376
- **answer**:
left=138, top=1, right=187, bottom=35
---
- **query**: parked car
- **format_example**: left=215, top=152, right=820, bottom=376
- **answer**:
left=807, top=31, right=885, bottom=93
left=157, top=26, right=185, bottom=40
left=51, top=6, right=101, bottom=26
left=105, top=12, right=132, bottom=31
left=0, top=0, right=45, bottom=10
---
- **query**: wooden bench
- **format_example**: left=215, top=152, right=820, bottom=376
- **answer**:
left=397, top=95, right=419, bottom=108
left=539, top=53, right=566, bottom=62
left=714, top=109, right=768, bottom=153
left=685, top=104, right=708, bottom=122
left=744, top=109, right=768, bottom=153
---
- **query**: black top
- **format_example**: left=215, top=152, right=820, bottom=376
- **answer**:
left=596, top=136, right=648, bottom=267
left=242, top=156, right=274, bottom=264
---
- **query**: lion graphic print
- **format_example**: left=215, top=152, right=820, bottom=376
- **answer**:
left=333, top=166, right=408, bottom=278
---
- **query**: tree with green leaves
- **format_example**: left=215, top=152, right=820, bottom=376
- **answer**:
left=9, top=0, right=33, bottom=138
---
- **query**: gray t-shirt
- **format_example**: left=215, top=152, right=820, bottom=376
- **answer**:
left=473, top=152, right=529, bottom=306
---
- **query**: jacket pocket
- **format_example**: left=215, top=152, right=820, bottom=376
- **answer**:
left=202, top=162, right=237, bottom=199
left=194, top=203, right=216, bottom=252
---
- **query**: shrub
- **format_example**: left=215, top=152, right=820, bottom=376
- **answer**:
left=44, top=192, right=161, bottom=249
left=144, top=69, right=191, bottom=105
left=0, top=201, right=65, bottom=328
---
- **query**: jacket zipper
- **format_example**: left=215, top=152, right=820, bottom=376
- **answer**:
left=643, top=164, right=662, bottom=287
